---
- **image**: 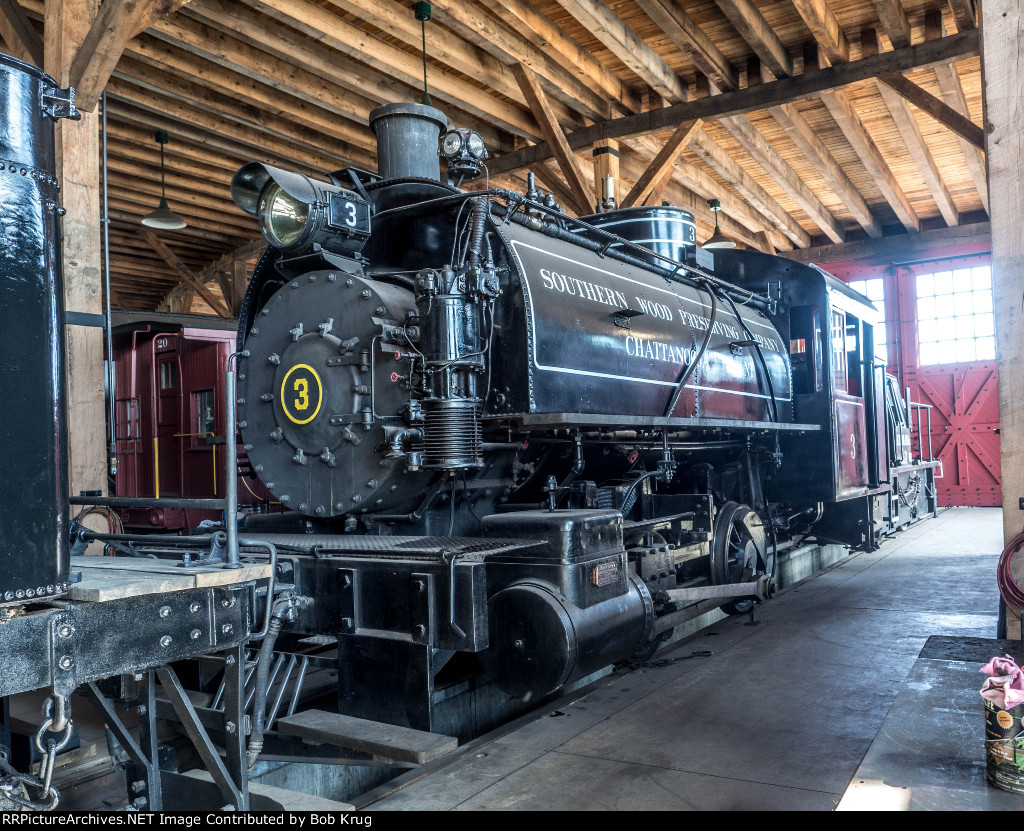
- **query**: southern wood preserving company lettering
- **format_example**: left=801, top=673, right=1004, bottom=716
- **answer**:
left=538, top=266, right=782, bottom=366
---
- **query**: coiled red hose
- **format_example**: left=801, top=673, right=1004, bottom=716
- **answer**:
left=997, top=532, right=1024, bottom=609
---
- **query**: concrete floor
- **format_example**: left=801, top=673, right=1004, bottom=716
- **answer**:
left=358, top=507, right=1004, bottom=811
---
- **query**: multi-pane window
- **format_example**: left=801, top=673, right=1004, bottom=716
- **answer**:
left=916, top=266, right=994, bottom=366
left=847, top=277, right=888, bottom=366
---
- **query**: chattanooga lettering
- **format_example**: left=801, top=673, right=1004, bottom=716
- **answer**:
left=626, top=336, right=693, bottom=366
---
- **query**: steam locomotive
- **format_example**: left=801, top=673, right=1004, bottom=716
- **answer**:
left=223, top=102, right=936, bottom=731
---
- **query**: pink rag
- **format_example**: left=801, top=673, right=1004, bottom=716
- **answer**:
left=980, top=655, right=1024, bottom=709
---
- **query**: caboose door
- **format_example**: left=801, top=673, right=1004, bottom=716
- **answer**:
left=155, top=338, right=183, bottom=497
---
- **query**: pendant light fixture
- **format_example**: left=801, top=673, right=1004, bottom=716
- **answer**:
left=702, top=198, right=736, bottom=249
left=141, top=130, right=186, bottom=230
left=414, top=2, right=432, bottom=106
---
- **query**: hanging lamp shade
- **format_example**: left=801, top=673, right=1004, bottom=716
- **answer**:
left=141, top=130, right=186, bottom=230
left=702, top=198, right=735, bottom=249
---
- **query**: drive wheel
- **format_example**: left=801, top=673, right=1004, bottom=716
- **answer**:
left=711, top=502, right=774, bottom=615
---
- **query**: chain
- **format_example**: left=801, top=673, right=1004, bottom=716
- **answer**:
left=0, top=695, right=77, bottom=812
left=895, top=474, right=922, bottom=508
left=0, top=749, right=59, bottom=811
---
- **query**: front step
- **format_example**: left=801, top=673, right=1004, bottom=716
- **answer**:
left=276, top=710, right=457, bottom=765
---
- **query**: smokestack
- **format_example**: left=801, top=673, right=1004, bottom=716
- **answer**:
left=369, top=102, right=448, bottom=182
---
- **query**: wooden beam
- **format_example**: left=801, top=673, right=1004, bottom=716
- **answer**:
left=874, top=83, right=959, bottom=224
left=483, top=0, right=642, bottom=113
left=634, top=0, right=738, bottom=91
left=154, top=239, right=263, bottom=312
left=141, top=229, right=233, bottom=318
left=790, top=0, right=923, bottom=233
left=770, top=102, right=881, bottom=237
left=688, top=130, right=811, bottom=247
left=125, top=35, right=378, bottom=154
left=109, top=63, right=373, bottom=168
left=777, top=221, right=989, bottom=265
left=709, top=0, right=875, bottom=238
left=551, top=0, right=689, bottom=103
left=869, top=0, right=911, bottom=48
left=789, top=0, right=849, bottom=65
left=69, top=0, right=189, bottom=111
left=618, top=136, right=786, bottom=246
left=487, top=31, right=979, bottom=174
left=819, top=88, right=919, bottom=231
left=876, top=73, right=985, bottom=149
left=144, top=15, right=380, bottom=143
left=104, top=93, right=344, bottom=177
left=753, top=230, right=775, bottom=254
left=948, top=0, right=977, bottom=31
left=925, top=9, right=988, bottom=210
left=513, top=63, right=594, bottom=216
left=710, top=0, right=792, bottom=80
left=620, top=119, right=701, bottom=208
left=0, top=0, right=42, bottom=65
left=227, top=0, right=544, bottom=140
left=719, top=113, right=845, bottom=243
left=862, top=29, right=959, bottom=227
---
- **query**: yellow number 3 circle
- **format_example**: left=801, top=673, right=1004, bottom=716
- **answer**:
left=280, top=364, right=323, bottom=425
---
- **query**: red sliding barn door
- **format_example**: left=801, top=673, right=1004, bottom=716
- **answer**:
left=905, top=362, right=1001, bottom=506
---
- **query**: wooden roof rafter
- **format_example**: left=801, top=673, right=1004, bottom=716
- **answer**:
left=0, top=0, right=992, bottom=310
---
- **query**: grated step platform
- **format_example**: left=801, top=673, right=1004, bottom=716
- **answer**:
left=276, top=710, right=457, bottom=765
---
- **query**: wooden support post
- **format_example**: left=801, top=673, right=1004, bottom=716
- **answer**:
left=981, top=0, right=1024, bottom=635
left=46, top=0, right=106, bottom=497
left=592, top=139, right=619, bottom=208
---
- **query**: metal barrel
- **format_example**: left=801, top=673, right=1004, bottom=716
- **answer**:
left=369, top=102, right=447, bottom=182
left=985, top=699, right=1024, bottom=792
left=0, top=53, right=71, bottom=602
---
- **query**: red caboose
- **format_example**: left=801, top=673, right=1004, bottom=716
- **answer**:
left=111, top=314, right=273, bottom=531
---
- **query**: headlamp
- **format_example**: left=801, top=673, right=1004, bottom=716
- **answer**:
left=439, top=128, right=488, bottom=180
left=231, top=163, right=371, bottom=258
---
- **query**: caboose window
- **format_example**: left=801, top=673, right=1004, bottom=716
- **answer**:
left=160, top=360, right=177, bottom=390
left=916, top=266, right=994, bottom=366
left=194, top=390, right=215, bottom=439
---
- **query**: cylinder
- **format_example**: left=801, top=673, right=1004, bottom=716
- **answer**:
left=483, top=572, right=653, bottom=701
left=369, top=102, right=448, bottom=182
left=0, top=54, right=71, bottom=603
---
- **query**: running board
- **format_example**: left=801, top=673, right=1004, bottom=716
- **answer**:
left=276, top=710, right=457, bottom=765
